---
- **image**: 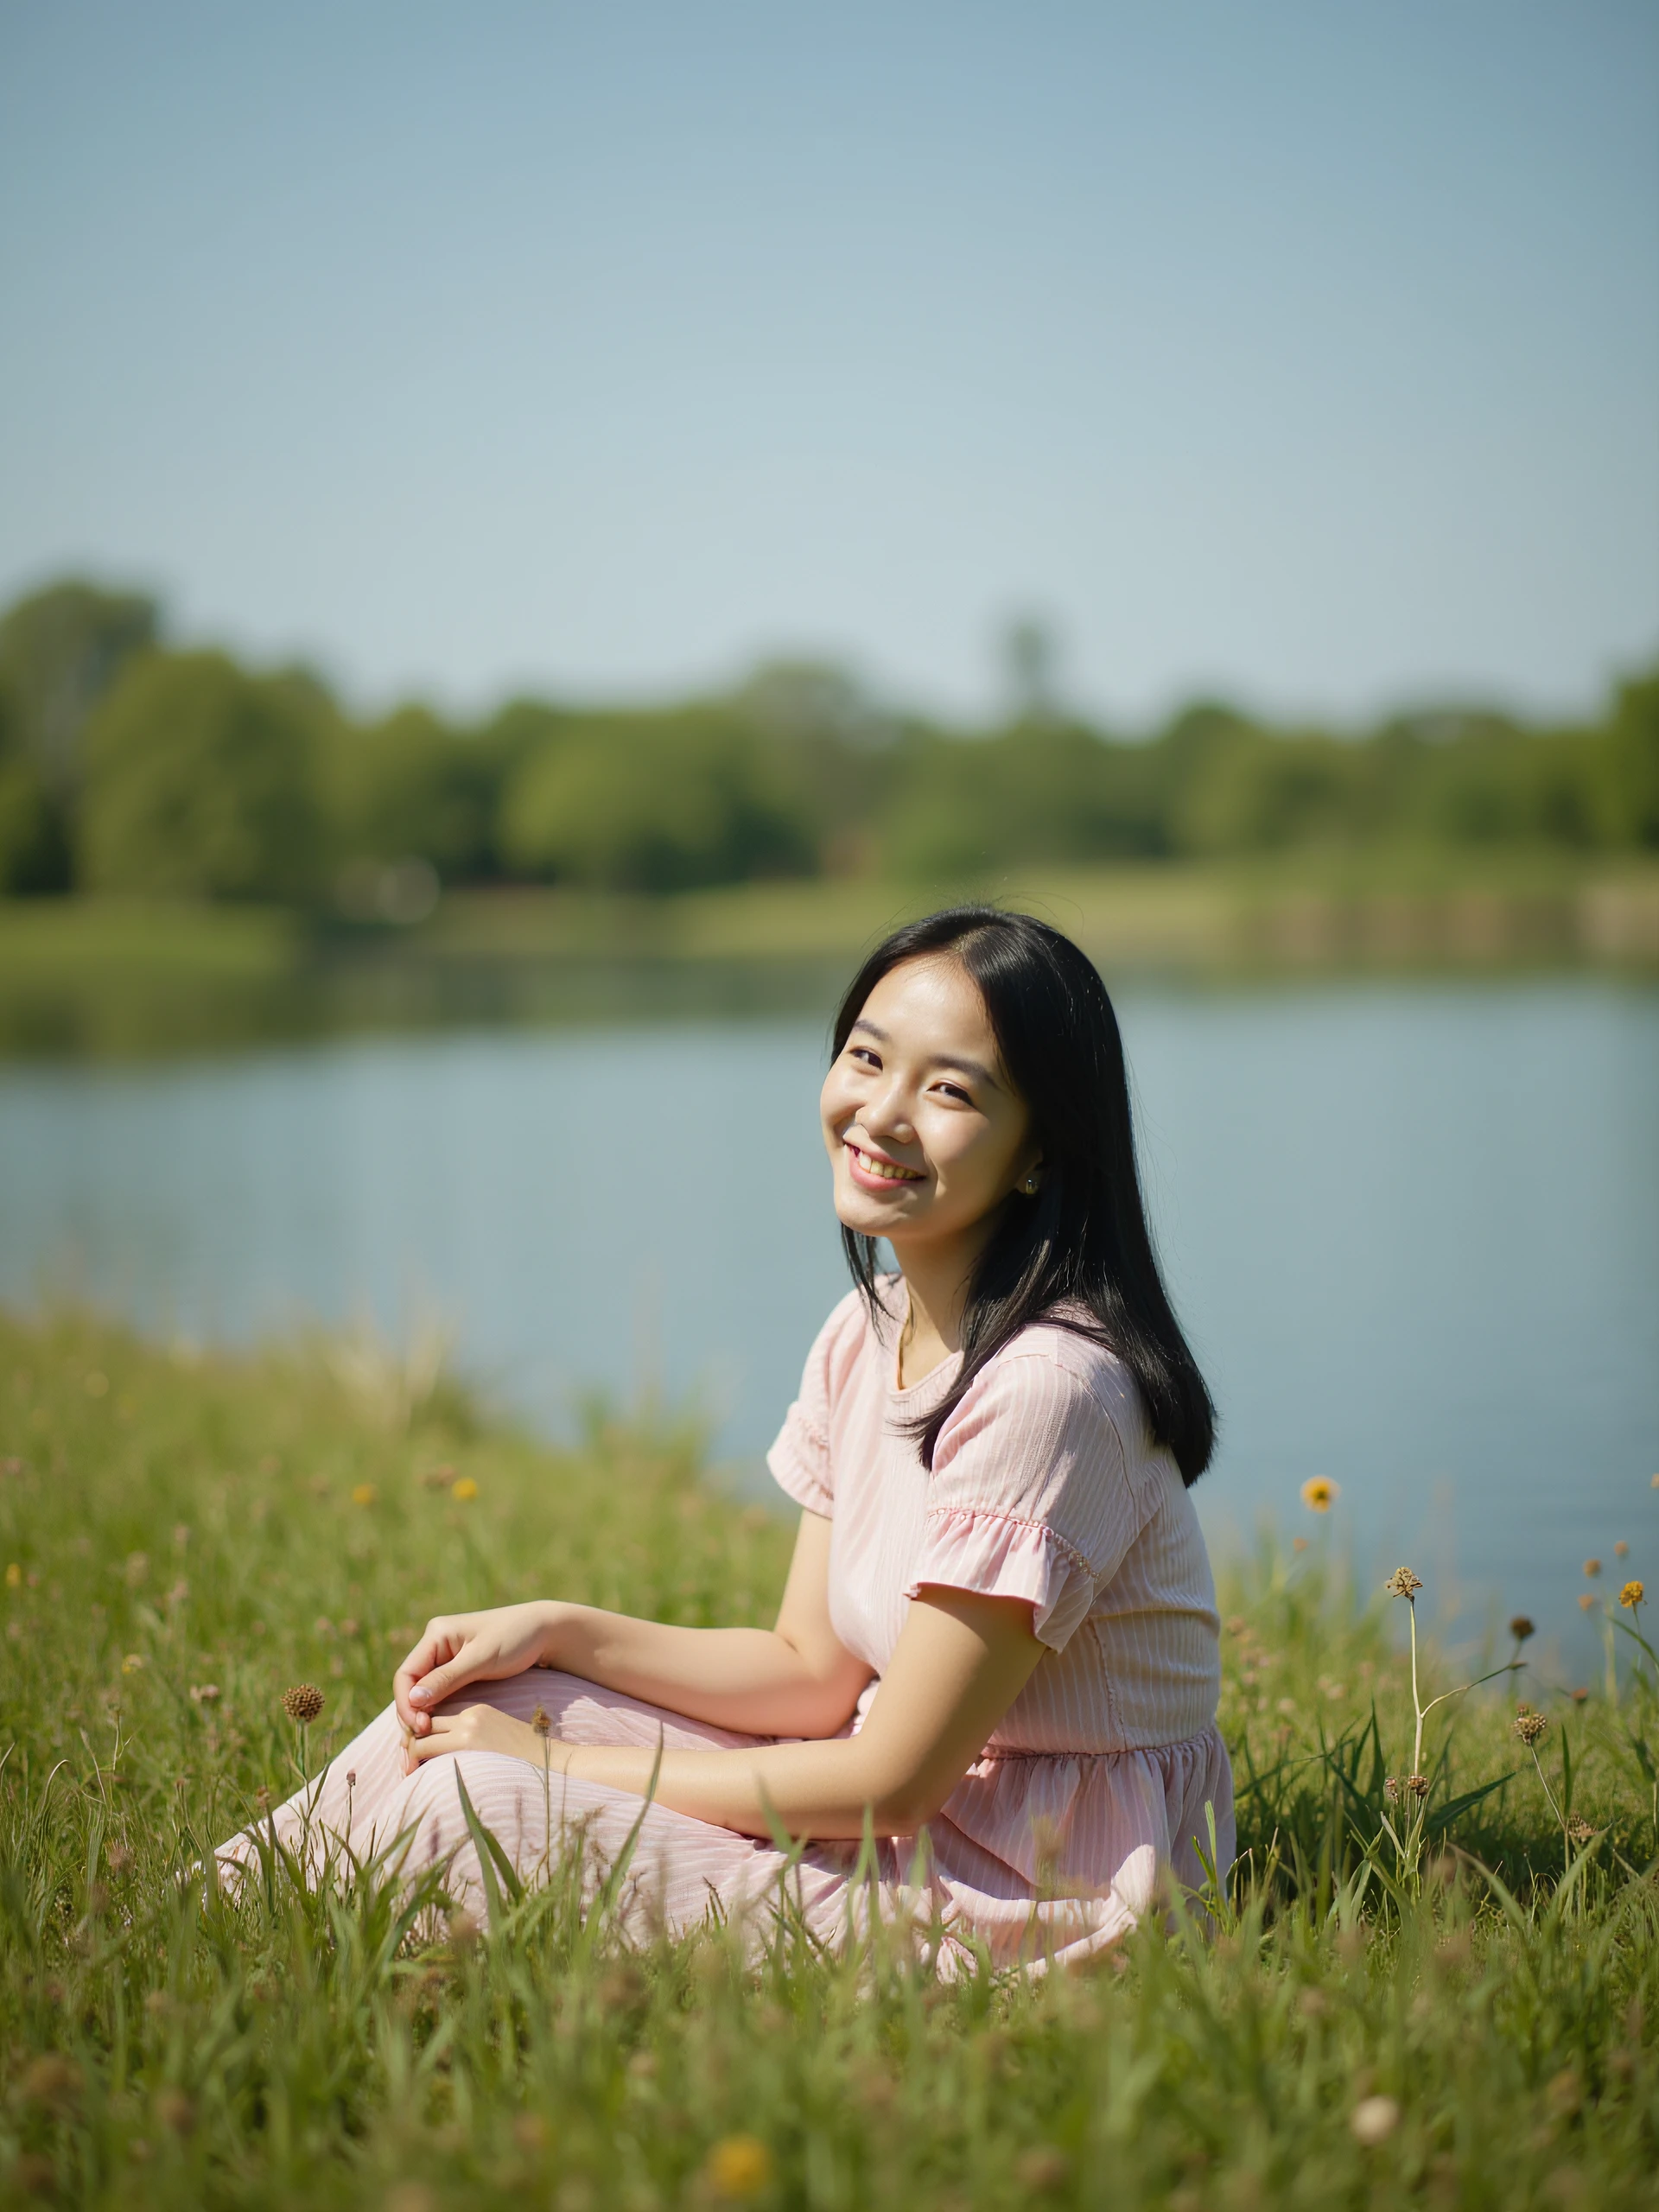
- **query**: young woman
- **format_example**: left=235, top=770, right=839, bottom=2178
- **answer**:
left=219, top=908, right=1232, bottom=1973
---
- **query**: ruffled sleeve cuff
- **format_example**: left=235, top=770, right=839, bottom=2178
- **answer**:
left=766, top=1405, right=834, bottom=1517
left=904, top=1506, right=1096, bottom=1650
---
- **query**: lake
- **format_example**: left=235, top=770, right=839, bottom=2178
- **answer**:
left=2, top=976, right=1655, bottom=1674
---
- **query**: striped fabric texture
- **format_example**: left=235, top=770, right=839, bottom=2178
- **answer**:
left=217, top=1287, right=1233, bottom=1973
left=765, top=1284, right=1234, bottom=1949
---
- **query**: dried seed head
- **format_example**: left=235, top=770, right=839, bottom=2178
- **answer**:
left=1404, top=1774, right=1429, bottom=1800
left=1567, top=1816, right=1595, bottom=1845
left=531, top=1706, right=551, bottom=1737
left=1512, top=1708, right=1548, bottom=1745
left=1508, top=1615, right=1535, bottom=1643
left=281, top=1682, right=325, bottom=1724
left=20, top=2053, right=84, bottom=2113
left=1384, top=1567, right=1423, bottom=1599
left=513, top=2111, right=551, bottom=2153
left=1621, top=1580, right=1645, bottom=1610
left=1614, top=1540, right=1629, bottom=1557
left=155, top=2088, right=195, bottom=2137
left=1583, top=1558, right=1601, bottom=1578
left=1013, top=2145, right=1072, bottom=2194
left=1579, top=1593, right=1598, bottom=1612
left=1350, top=2094, right=1401, bottom=2146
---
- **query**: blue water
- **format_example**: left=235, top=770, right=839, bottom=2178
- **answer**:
left=1, top=979, right=1655, bottom=1671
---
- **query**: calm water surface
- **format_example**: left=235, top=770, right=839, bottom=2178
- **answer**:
left=2, top=980, right=1655, bottom=1668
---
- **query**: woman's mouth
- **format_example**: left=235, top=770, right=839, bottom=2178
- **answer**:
left=845, top=1141, right=925, bottom=1192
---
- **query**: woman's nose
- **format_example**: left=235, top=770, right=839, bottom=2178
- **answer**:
left=861, top=1084, right=916, bottom=1142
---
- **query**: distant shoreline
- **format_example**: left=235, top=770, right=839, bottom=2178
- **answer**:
left=2, top=859, right=1656, bottom=1061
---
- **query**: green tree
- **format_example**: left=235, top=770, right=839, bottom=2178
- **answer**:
left=1607, top=666, right=1659, bottom=847
left=0, top=679, right=67, bottom=893
left=499, top=716, right=814, bottom=891
left=79, top=651, right=327, bottom=901
left=0, top=579, right=159, bottom=889
left=872, top=721, right=1166, bottom=879
left=327, top=705, right=505, bottom=883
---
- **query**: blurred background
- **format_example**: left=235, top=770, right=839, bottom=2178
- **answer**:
left=1, top=2, right=1656, bottom=1669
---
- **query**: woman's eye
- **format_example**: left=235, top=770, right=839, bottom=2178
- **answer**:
left=849, top=1047, right=880, bottom=1070
left=935, top=1083, right=972, bottom=1104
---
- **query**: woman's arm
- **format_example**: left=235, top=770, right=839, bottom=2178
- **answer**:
left=395, top=1511, right=872, bottom=1745
left=406, top=1583, right=1046, bottom=1840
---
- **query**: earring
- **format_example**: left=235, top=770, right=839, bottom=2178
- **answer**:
left=1024, top=1172, right=1039, bottom=1195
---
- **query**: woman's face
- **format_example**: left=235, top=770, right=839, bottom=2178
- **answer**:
left=819, top=956, right=1039, bottom=1258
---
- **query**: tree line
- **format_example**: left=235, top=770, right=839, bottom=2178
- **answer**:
left=1, top=579, right=1655, bottom=907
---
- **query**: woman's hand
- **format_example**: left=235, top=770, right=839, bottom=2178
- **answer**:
left=393, top=1603, right=556, bottom=1738
left=400, top=1697, right=565, bottom=1777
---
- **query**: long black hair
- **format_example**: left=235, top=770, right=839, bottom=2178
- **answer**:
left=831, top=906, right=1217, bottom=1484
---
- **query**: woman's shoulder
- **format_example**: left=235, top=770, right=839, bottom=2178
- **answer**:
left=976, top=1310, right=1158, bottom=1462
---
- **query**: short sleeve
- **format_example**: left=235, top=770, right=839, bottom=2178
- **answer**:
left=903, top=1337, right=1150, bottom=1651
left=766, top=1292, right=864, bottom=1517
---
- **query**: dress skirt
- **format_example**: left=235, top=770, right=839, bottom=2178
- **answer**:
left=215, top=1670, right=1234, bottom=1977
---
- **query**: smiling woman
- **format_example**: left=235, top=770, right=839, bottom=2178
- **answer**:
left=216, top=908, right=1232, bottom=1974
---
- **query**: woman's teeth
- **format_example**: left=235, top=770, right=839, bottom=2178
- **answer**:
left=852, top=1146, right=923, bottom=1182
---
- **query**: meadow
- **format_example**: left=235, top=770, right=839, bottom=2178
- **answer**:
left=1, top=1306, right=1656, bottom=2209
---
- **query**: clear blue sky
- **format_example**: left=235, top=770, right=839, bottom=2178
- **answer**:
left=3, top=2, right=1655, bottom=727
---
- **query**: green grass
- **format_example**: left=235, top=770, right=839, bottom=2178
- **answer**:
left=2, top=1308, right=1657, bottom=2209
left=422, top=852, right=1659, bottom=972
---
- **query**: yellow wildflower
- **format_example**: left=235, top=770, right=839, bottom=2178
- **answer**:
left=452, top=1477, right=479, bottom=1502
left=351, top=1484, right=377, bottom=1507
left=1621, top=1580, right=1644, bottom=1610
left=705, top=2134, right=772, bottom=2200
left=1300, top=1477, right=1338, bottom=1512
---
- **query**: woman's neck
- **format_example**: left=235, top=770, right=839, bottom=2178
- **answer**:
left=892, top=1235, right=981, bottom=1388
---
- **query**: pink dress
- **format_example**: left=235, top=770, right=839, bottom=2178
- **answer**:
left=219, top=1286, right=1232, bottom=1974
